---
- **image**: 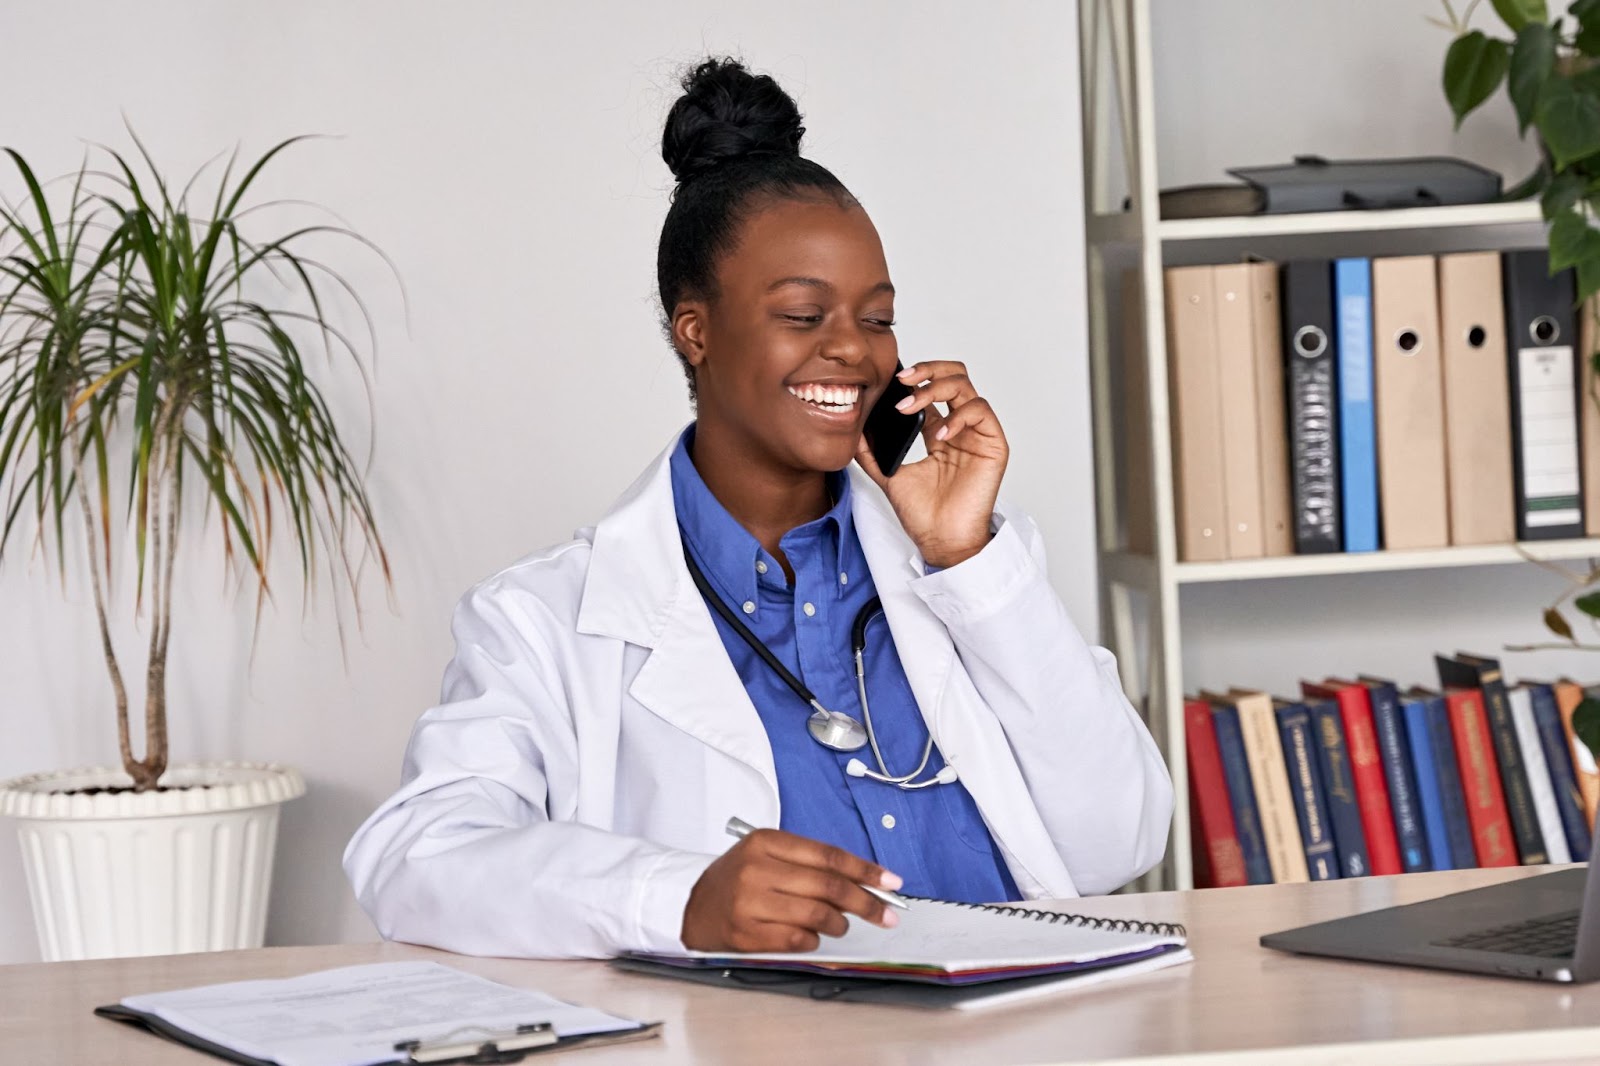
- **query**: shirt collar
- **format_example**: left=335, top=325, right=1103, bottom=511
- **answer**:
left=669, top=424, right=855, bottom=612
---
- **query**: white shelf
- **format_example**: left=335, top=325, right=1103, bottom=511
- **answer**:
left=1154, top=200, right=1544, bottom=242
left=1079, top=0, right=1576, bottom=895
left=1162, top=539, right=1600, bottom=584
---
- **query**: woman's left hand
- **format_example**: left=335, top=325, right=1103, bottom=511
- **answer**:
left=854, top=360, right=1008, bottom=569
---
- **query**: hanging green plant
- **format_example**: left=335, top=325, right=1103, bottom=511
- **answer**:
left=1439, top=0, right=1600, bottom=757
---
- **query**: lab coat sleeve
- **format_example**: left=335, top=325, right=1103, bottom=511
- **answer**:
left=343, top=581, right=717, bottom=959
left=907, top=509, right=1173, bottom=894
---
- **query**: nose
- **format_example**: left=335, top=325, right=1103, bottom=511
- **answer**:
left=819, top=316, right=871, bottom=366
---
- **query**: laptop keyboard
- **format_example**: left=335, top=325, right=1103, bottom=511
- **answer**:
left=1433, top=910, right=1580, bottom=959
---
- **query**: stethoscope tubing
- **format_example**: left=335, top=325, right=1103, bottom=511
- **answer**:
left=681, top=539, right=946, bottom=789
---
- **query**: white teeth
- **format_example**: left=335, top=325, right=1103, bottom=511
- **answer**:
left=788, top=384, right=860, bottom=410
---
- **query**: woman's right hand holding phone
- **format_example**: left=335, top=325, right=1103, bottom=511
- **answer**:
left=680, top=829, right=902, bottom=952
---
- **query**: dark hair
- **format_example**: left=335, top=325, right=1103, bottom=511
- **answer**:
left=657, top=57, right=855, bottom=398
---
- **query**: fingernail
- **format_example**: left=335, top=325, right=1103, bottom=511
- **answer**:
left=935, top=425, right=949, bottom=441
left=881, top=908, right=900, bottom=928
left=880, top=870, right=904, bottom=891
left=897, top=366, right=917, bottom=380
left=895, top=396, right=915, bottom=411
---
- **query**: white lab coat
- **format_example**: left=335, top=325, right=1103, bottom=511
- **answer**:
left=344, top=437, right=1172, bottom=959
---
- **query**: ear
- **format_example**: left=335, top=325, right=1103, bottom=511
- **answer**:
left=671, top=300, right=712, bottom=370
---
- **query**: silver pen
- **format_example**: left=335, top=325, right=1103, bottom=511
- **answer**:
left=725, top=816, right=911, bottom=910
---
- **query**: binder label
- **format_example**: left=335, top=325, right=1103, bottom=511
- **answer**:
left=1518, top=345, right=1581, bottom=526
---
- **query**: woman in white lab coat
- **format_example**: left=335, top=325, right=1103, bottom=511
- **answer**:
left=344, top=58, right=1172, bottom=960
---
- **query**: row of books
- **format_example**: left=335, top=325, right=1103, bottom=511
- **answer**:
left=1148, top=250, right=1600, bottom=563
left=1186, top=652, right=1600, bottom=888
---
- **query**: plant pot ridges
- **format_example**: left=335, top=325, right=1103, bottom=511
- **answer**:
left=0, top=762, right=305, bottom=820
left=2, top=762, right=304, bottom=961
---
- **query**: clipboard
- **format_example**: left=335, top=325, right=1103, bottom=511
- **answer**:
left=94, top=1002, right=663, bottom=1065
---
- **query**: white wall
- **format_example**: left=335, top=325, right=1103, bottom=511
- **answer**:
left=1147, top=2, right=1600, bottom=703
left=0, top=1, right=1090, bottom=962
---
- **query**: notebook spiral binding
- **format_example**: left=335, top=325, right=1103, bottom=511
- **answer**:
left=925, top=898, right=1188, bottom=939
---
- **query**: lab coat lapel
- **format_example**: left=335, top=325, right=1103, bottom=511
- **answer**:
left=576, top=440, right=780, bottom=810
left=848, top=470, right=1066, bottom=897
left=846, top=472, right=957, bottom=733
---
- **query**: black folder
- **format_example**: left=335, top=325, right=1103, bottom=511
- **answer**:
left=1502, top=249, right=1584, bottom=541
left=1281, top=259, right=1342, bottom=553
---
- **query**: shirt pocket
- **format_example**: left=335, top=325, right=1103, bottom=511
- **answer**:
left=938, top=778, right=1003, bottom=856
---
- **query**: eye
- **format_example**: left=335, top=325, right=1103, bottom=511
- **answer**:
left=865, top=316, right=896, bottom=330
left=780, top=313, right=823, bottom=325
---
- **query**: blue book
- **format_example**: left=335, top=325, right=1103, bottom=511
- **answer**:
left=1306, top=697, right=1370, bottom=877
left=1529, top=683, right=1592, bottom=862
left=1211, top=703, right=1273, bottom=884
left=1334, top=258, right=1377, bottom=552
left=1402, top=695, right=1455, bottom=870
left=1415, top=689, right=1478, bottom=869
left=1275, top=701, right=1340, bottom=880
left=1361, top=678, right=1431, bottom=871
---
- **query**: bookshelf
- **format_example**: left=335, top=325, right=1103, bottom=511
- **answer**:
left=1078, top=0, right=1600, bottom=891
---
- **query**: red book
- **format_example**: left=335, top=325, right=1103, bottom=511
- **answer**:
left=1302, top=679, right=1402, bottom=875
left=1185, top=698, right=1247, bottom=888
left=1444, top=687, right=1517, bottom=867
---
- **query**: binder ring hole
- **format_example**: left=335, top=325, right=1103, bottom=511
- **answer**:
left=1293, top=325, right=1328, bottom=359
left=1467, top=325, right=1487, bottom=349
left=1531, top=315, right=1560, bottom=345
left=1395, top=329, right=1420, bottom=354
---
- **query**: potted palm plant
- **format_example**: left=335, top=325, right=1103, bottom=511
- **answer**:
left=0, top=136, right=389, bottom=961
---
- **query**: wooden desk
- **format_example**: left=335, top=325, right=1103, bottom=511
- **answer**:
left=6, top=865, right=1600, bottom=1065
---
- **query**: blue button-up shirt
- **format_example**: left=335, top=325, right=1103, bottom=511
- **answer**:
left=671, top=428, right=1019, bottom=904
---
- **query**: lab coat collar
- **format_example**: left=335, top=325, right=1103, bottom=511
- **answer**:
left=575, top=433, right=781, bottom=805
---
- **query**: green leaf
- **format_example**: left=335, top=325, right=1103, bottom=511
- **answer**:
left=1445, top=32, right=1512, bottom=128
left=1578, top=255, right=1600, bottom=304
left=1542, top=169, right=1586, bottom=216
left=1547, top=208, right=1599, bottom=270
left=1577, top=591, right=1600, bottom=618
left=1492, top=0, right=1548, bottom=30
left=1495, top=0, right=1551, bottom=27
left=1546, top=606, right=1576, bottom=639
left=1575, top=0, right=1600, bottom=54
left=1537, top=78, right=1600, bottom=165
left=1510, top=23, right=1557, bottom=134
left=1574, top=697, right=1600, bottom=765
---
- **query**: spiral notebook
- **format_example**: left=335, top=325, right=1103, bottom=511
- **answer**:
left=619, top=899, right=1191, bottom=1009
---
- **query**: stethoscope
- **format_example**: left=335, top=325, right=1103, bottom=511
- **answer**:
left=682, top=544, right=958, bottom=790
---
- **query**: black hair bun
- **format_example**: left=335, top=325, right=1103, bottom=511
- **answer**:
left=662, top=58, right=805, bottom=183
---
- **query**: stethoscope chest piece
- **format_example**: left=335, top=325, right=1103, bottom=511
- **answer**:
left=807, top=708, right=870, bottom=752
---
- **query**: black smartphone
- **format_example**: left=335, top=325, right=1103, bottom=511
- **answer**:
left=863, top=364, right=925, bottom=477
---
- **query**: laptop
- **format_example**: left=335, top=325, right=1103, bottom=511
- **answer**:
left=1261, top=827, right=1600, bottom=982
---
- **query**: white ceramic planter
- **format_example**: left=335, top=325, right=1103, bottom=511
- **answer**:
left=0, top=762, right=305, bottom=961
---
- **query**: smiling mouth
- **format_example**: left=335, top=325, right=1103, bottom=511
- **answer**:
left=787, top=383, right=862, bottom=414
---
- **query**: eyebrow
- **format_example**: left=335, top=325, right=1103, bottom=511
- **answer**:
left=765, top=275, right=896, bottom=297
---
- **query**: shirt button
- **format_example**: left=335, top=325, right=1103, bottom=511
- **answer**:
left=742, top=601, right=756, bottom=615
left=839, top=572, right=848, bottom=585
left=755, top=560, right=768, bottom=574
left=881, top=814, right=896, bottom=830
left=802, top=602, right=816, bottom=617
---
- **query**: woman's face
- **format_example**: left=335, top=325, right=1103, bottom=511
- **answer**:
left=678, top=196, right=899, bottom=475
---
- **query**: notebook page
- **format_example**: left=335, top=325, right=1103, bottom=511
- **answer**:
left=120, top=961, right=642, bottom=1066
left=683, top=899, right=1185, bottom=972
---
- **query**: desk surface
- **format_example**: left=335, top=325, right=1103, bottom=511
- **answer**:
left=7, top=865, right=1600, bottom=1065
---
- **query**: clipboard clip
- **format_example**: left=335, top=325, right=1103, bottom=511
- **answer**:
left=393, top=1022, right=557, bottom=1064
